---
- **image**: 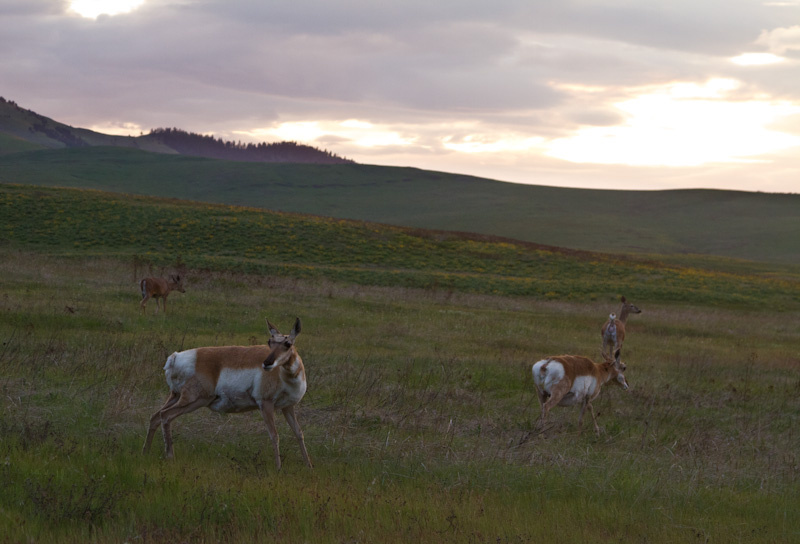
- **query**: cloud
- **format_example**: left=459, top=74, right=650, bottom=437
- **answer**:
left=756, top=25, right=800, bottom=55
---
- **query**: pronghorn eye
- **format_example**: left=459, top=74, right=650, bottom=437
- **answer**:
left=284, top=341, right=292, bottom=348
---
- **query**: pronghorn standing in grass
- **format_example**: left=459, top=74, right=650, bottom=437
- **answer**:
left=532, top=350, right=629, bottom=435
left=600, top=296, right=641, bottom=358
left=140, top=275, right=185, bottom=315
left=142, top=318, right=313, bottom=470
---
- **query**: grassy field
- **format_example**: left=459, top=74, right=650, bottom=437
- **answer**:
left=1, top=250, right=799, bottom=543
left=2, top=183, right=798, bottom=310
left=1, top=183, right=799, bottom=542
left=1, top=146, right=798, bottom=264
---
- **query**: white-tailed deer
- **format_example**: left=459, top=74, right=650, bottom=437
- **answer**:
left=532, top=350, right=629, bottom=435
left=140, top=275, right=185, bottom=314
left=142, top=318, right=313, bottom=470
left=600, top=295, right=641, bottom=357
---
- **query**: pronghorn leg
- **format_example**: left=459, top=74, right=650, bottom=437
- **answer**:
left=533, top=383, right=547, bottom=409
left=540, top=380, right=571, bottom=428
left=159, top=394, right=213, bottom=459
left=143, top=391, right=179, bottom=453
left=588, top=400, right=601, bottom=435
left=260, top=402, right=282, bottom=471
left=283, top=406, right=313, bottom=468
left=577, top=399, right=589, bottom=435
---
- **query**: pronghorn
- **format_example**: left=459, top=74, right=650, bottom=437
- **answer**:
left=140, top=275, right=185, bottom=314
left=142, top=318, right=313, bottom=470
left=532, top=350, right=629, bottom=435
left=600, top=295, right=641, bottom=357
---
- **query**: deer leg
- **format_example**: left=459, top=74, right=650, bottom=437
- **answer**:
left=162, top=295, right=168, bottom=315
left=143, top=391, right=179, bottom=454
left=283, top=406, right=313, bottom=469
left=158, top=393, right=213, bottom=459
left=140, top=294, right=151, bottom=314
left=260, top=402, right=282, bottom=471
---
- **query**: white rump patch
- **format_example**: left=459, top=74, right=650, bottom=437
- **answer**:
left=164, top=349, right=197, bottom=392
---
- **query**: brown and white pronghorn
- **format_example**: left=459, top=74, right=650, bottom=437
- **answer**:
left=532, top=350, right=629, bottom=435
left=600, top=296, right=641, bottom=357
left=140, top=275, right=185, bottom=314
left=142, top=318, right=313, bottom=470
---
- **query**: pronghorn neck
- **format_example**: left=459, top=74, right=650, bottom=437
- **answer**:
left=279, top=350, right=303, bottom=380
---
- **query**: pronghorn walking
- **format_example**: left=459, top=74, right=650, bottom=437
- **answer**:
left=140, top=275, right=185, bottom=314
left=600, top=296, right=641, bottom=358
left=532, top=350, right=629, bottom=435
left=143, top=318, right=313, bottom=470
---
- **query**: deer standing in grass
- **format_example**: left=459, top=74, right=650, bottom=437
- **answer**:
left=140, top=275, right=185, bottom=315
left=532, top=350, right=629, bottom=435
left=142, top=318, right=313, bottom=470
left=600, top=296, right=641, bottom=358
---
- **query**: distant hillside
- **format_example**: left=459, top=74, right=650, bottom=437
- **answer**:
left=0, top=97, right=351, bottom=164
left=2, top=183, right=796, bottom=308
left=1, top=146, right=798, bottom=265
left=146, top=127, right=352, bottom=164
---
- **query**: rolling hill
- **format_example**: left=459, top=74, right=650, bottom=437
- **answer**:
left=0, top=97, right=350, bottom=163
left=1, top=98, right=798, bottom=265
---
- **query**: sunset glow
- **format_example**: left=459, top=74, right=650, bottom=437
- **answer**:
left=69, top=0, right=145, bottom=18
left=546, top=79, right=800, bottom=167
left=730, top=53, right=786, bottom=66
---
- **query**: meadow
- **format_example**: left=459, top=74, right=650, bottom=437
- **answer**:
left=1, top=183, right=799, bottom=542
left=2, top=146, right=799, bottom=264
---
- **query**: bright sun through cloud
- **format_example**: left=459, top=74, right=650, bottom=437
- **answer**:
left=69, top=0, right=145, bottom=18
left=547, top=79, right=800, bottom=167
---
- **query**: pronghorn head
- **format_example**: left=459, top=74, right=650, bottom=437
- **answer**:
left=263, top=318, right=301, bottom=371
left=605, top=349, right=629, bottom=390
left=170, top=275, right=186, bottom=293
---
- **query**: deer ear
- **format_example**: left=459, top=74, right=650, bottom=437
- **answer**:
left=620, top=296, right=626, bottom=303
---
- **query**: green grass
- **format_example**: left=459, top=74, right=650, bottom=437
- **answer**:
left=1, top=146, right=798, bottom=263
left=2, top=183, right=798, bottom=310
left=1, top=183, right=799, bottom=542
left=0, top=132, right=45, bottom=155
left=1, top=248, right=799, bottom=543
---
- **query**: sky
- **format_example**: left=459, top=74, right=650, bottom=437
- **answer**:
left=3, top=0, right=800, bottom=193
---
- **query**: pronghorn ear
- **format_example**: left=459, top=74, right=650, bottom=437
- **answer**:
left=614, top=349, right=621, bottom=363
left=290, top=317, right=302, bottom=340
left=266, top=318, right=280, bottom=337
left=621, top=296, right=626, bottom=303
